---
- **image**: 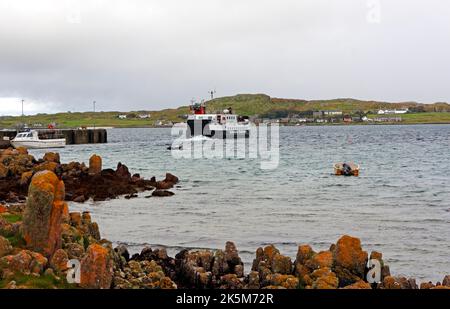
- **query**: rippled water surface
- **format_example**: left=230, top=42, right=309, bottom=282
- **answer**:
left=31, top=125, right=450, bottom=282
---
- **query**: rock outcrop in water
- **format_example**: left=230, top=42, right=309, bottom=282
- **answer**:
left=0, top=149, right=178, bottom=203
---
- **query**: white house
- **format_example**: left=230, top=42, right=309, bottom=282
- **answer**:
left=378, top=109, right=408, bottom=115
left=118, top=114, right=127, bottom=119
left=323, top=110, right=343, bottom=116
left=138, top=114, right=151, bottom=119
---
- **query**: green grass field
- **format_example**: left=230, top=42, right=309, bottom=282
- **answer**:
left=1, top=94, right=449, bottom=128
left=368, top=112, right=450, bottom=124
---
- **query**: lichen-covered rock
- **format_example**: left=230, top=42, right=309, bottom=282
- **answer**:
left=224, top=241, right=242, bottom=268
left=33, top=161, right=59, bottom=173
left=341, top=280, right=372, bottom=289
left=0, top=235, right=12, bottom=257
left=442, top=275, right=450, bottom=287
left=0, top=250, right=47, bottom=275
left=295, top=244, right=315, bottom=265
left=271, top=254, right=292, bottom=274
left=419, top=282, right=435, bottom=289
left=80, top=243, right=114, bottom=289
left=311, top=267, right=339, bottom=289
left=252, top=244, right=279, bottom=272
left=89, top=154, right=102, bottom=175
left=307, top=251, right=333, bottom=270
left=20, top=171, right=33, bottom=186
left=0, top=204, right=7, bottom=214
left=268, top=273, right=299, bottom=289
left=380, top=276, right=418, bottom=289
left=176, top=250, right=214, bottom=288
left=332, top=235, right=368, bottom=286
left=15, top=147, right=28, bottom=155
left=114, top=244, right=130, bottom=262
left=50, top=249, right=69, bottom=274
left=248, top=271, right=260, bottom=289
left=0, top=163, right=8, bottom=178
left=43, top=152, right=60, bottom=164
left=113, top=258, right=177, bottom=289
left=380, top=276, right=401, bottom=289
left=212, top=249, right=229, bottom=277
left=22, top=170, right=66, bottom=257
left=218, top=274, right=244, bottom=289
left=65, top=242, right=85, bottom=259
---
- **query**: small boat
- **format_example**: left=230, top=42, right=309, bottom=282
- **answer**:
left=11, top=130, right=66, bottom=149
left=334, top=162, right=360, bottom=176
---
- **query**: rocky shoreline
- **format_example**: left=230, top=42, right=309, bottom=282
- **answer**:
left=0, top=147, right=179, bottom=203
left=0, top=149, right=449, bottom=289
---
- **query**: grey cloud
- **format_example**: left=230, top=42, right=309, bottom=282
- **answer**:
left=0, top=0, right=449, bottom=115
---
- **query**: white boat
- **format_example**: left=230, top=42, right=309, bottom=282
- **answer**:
left=11, top=130, right=66, bottom=149
left=186, top=102, right=251, bottom=138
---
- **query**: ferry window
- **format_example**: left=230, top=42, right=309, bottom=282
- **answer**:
left=27, top=133, right=32, bottom=137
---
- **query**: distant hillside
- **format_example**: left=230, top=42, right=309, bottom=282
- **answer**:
left=1, top=94, right=449, bottom=128
left=206, top=94, right=450, bottom=116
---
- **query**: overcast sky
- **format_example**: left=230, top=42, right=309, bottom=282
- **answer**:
left=0, top=0, right=449, bottom=115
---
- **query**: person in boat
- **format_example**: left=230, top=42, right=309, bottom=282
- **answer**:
left=342, top=163, right=353, bottom=176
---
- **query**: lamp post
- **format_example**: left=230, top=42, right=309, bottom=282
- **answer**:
left=93, top=101, right=96, bottom=130
left=21, top=99, right=25, bottom=130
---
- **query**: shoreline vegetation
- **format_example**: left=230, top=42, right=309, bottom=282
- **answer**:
left=2, top=94, right=450, bottom=129
left=0, top=148, right=449, bottom=289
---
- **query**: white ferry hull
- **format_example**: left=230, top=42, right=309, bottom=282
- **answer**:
left=187, top=119, right=250, bottom=138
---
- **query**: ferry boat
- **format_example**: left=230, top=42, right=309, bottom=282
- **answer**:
left=11, top=130, right=66, bottom=149
left=186, top=101, right=251, bottom=138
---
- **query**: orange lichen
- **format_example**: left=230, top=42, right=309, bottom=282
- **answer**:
left=33, top=161, right=59, bottom=173
left=311, top=267, right=339, bottom=289
left=43, top=152, right=60, bottom=163
left=30, top=170, right=59, bottom=190
left=0, top=204, right=7, bottom=214
left=370, top=251, right=382, bottom=261
left=69, top=212, right=82, bottom=228
left=263, top=245, right=280, bottom=265
left=88, top=154, right=102, bottom=174
left=16, top=147, right=28, bottom=155
left=80, top=244, right=113, bottom=289
left=341, top=280, right=372, bottom=289
left=22, top=170, right=66, bottom=257
left=311, top=251, right=333, bottom=269
left=296, top=244, right=315, bottom=265
left=333, top=235, right=368, bottom=275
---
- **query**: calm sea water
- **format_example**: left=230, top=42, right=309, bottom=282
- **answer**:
left=31, top=125, right=450, bottom=282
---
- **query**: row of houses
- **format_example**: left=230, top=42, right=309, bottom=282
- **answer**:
left=118, top=113, right=151, bottom=119
left=311, top=108, right=408, bottom=118
left=377, top=109, right=408, bottom=115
